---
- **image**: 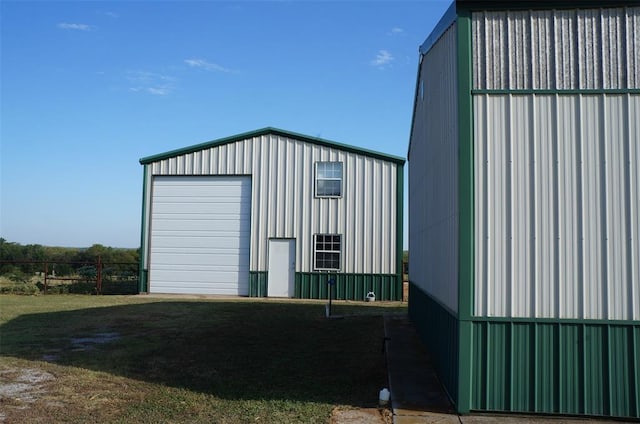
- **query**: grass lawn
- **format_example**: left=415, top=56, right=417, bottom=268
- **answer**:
left=0, top=295, right=406, bottom=423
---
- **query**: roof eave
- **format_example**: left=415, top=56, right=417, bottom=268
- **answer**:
left=139, top=127, right=406, bottom=165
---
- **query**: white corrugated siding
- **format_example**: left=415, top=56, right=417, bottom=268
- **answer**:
left=148, top=134, right=397, bottom=274
left=472, top=7, right=640, bottom=90
left=474, top=93, right=640, bottom=320
left=409, top=23, right=459, bottom=313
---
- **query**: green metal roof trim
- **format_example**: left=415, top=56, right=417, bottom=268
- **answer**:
left=139, top=127, right=406, bottom=165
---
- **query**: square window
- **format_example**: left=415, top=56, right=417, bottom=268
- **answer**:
left=314, top=234, right=341, bottom=271
left=315, top=162, right=343, bottom=197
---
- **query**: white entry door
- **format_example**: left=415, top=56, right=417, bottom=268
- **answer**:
left=267, top=239, right=295, bottom=297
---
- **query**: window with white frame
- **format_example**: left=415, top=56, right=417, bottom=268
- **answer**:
left=315, top=162, right=343, bottom=197
left=314, top=234, right=341, bottom=271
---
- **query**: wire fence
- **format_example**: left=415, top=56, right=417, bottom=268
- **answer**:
left=0, top=257, right=138, bottom=295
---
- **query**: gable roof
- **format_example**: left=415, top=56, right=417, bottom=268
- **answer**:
left=139, top=127, right=405, bottom=165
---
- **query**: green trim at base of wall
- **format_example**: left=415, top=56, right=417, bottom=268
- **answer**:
left=408, top=282, right=459, bottom=405
left=470, top=321, right=640, bottom=418
left=139, top=270, right=148, bottom=293
left=408, top=282, right=640, bottom=419
left=249, top=271, right=402, bottom=301
left=249, top=271, right=268, bottom=297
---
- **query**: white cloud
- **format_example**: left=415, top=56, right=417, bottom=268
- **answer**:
left=389, top=27, right=405, bottom=35
left=127, top=71, right=175, bottom=95
left=57, top=22, right=92, bottom=31
left=146, top=87, right=170, bottom=95
left=184, top=58, right=232, bottom=73
left=371, top=50, right=394, bottom=68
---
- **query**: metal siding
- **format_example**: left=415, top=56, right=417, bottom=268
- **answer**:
left=474, top=94, right=639, bottom=320
left=470, top=321, right=640, bottom=417
left=408, top=283, right=459, bottom=405
left=628, top=8, right=640, bottom=88
left=472, top=7, right=640, bottom=90
left=409, top=23, right=459, bottom=313
left=291, top=273, right=400, bottom=301
left=632, top=96, right=640, bottom=320
left=148, top=133, right=398, bottom=275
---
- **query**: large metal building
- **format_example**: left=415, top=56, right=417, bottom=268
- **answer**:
left=139, top=127, right=404, bottom=300
left=409, top=0, right=639, bottom=418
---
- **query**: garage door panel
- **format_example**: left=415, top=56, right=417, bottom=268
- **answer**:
left=150, top=236, right=249, bottom=249
left=151, top=218, right=250, bottom=232
left=151, top=230, right=250, bottom=239
left=151, top=281, right=248, bottom=296
left=149, top=176, right=251, bottom=295
left=152, top=270, right=249, bottom=283
left=151, top=252, right=250, bottom=266
left=152, top=203, right=249, bottom=215
left=153, top=185, right=249, bottom=197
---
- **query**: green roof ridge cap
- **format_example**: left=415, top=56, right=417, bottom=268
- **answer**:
left=139, top=127, right=405, bottom=165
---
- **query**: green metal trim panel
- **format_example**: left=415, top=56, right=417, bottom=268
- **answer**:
left=468, top=316, right=640, bottom=326
left=456, top=7, right=474, bottom=414
left=408, top=282, right=460, bottom=405
left=249, top=272, right=402, bottom=301
left=138, top=165, right=149, bottom=293
left=396, top=163, right=404, bottom=288
left=139, top=127, right=406, bottom=165
left=470, top=321, right=640, bottom=418
left=296, top=273, right=401, bottom=301
left=249, top=271, right=268, bottom=297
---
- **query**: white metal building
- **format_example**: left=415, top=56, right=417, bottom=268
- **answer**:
left=409, top=0, right=639, bottom=418
left=139, top=127, right=405, bottom=300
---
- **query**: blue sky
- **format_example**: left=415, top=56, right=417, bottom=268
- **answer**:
left=1, top=0, right=449, bottom=248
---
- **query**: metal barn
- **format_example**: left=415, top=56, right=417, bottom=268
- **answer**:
left=139, top=127, right=404, bottom=300
left=408, top=0, right=639, bottom=418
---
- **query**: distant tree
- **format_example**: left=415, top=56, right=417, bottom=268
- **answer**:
left=0, top=239, right=139, bottom=277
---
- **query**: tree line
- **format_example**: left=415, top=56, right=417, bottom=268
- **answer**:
left=0, top=238, right=139, bottom=280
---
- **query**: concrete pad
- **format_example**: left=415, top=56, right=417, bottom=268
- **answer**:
left=394, top=409, right=461, bottom=424
left=383, top=314, right=458, bottom=424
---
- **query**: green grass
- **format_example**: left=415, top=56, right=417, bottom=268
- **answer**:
left=0, top=295, right=406, bottom=423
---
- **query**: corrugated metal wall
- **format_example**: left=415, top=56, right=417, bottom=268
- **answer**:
left=470, top=320, right=640, bottom=418
left=474, top=93, right=640, bottom=320
left=409, top=23, right=459, bottom=313
left=147, top=133, right=398, bottom=274
left=471, top=5, right=640, bottom=320
left=472, top=7, right=640, bottom=90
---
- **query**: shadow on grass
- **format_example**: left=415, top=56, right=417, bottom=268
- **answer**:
left=0, top=300, right=394, bottom=407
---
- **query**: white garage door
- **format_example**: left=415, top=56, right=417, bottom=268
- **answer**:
left=149, top=176, right=251, bottom=295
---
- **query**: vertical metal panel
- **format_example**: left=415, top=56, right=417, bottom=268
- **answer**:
left=148, top=133, right=398, bottom=275
left=474, top=94, right=639, bottom=320
left=510, top=323, right=532, bottom=411
left=472, top=7, right=640, bottom=90
left=631, top=96, right=640, bottom=320
left=555, top=10, right=578, bottom=89
left=409, top=23, right=459, bottom=313
left=628, top=8, right=640, bottom=88
left=583, top=325, right=606, bottom=415
left=292, top=273, right=399, bottom=301
left=534, top=324, right=558, bottom=412
left=408, top=283, right=459, bottom=405
left=470, top=321, right=640, bottom=418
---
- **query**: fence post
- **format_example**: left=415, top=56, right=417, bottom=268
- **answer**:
left=97, top=255, right=102, bottom=295
left=44, top=261, right=48, bottom=295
